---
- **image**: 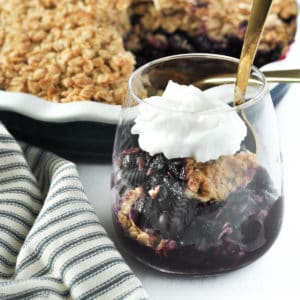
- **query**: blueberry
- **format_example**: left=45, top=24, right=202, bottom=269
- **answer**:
left=148, top=36, right=168, bottom=51
left=163, top=176, right=184, bottom=196
left=146, top=173, right=164, bottom=189
left=130, top=14, right=142, bottom=25
left=239, top=20, right=248, bottom=29
left=119, top=147, right=151, bottom=174
left=167, top=159, right=186, bottom=180
left=169, top=33, right=195, bottom=53
left=149, top=154, right=166, bottom=170
left=241, top=216, right=262, bottom=244
left=247, top=167, right=275, bottom=194
left=194, top=35, right=212, bottom=52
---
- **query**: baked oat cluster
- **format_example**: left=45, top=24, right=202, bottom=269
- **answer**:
left=0, top=0, right=134, bottom=104
left=117, top=187, right=172, bottom=251
left=0, top=0, right=298, bottom=104
left=184, top=151, right=258, bottom=202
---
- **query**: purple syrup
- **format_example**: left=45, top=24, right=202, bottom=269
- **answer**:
left=114, top=196, right=282, bottom=275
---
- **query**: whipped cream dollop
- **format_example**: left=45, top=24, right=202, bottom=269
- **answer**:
left=131, top=81, right=247, bottom=162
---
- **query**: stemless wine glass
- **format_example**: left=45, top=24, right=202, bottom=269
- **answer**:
left=111, top=54, right=283, bottom=275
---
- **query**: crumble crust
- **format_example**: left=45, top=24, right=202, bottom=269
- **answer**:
left=0, top=0, right=298, bottom=104
left=0, top=0, right=134, bottom=104
left=185, top=151, right=259, bottom=203
left=117, top=187, right=171, bottom=251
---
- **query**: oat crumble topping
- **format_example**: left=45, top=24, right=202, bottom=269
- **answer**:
left=185, top=151, right=259, bottom=203
left=0, top=0, right=134, bottom=104
left=118, top=187, right=171, bottom=251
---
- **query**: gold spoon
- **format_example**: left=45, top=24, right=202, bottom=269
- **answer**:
left=234, top=0, right=273, bottom=153
left=234, top=0, right=273, bottom=106
left=194, top=69, right=300, bottom=89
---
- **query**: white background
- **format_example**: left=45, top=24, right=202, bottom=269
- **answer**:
left=76, top=13, right=300, bottom=300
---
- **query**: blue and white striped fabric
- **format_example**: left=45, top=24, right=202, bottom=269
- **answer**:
left=0, top=124, right=148, bottom=300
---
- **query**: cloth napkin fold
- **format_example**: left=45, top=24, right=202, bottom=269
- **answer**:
left=0, top=123, right=148, bottom=300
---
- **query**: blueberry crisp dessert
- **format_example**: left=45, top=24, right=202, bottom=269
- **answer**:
left=126, top=0, right=298, bottom=67
left=0, top=0, right=297, bottom=103
left=113, top=81, right=283, bottom=274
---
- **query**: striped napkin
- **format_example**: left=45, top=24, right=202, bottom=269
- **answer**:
left=0, top=123, right=148, bottom=300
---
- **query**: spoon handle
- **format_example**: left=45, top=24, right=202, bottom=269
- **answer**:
left=234, top=0, right=273, bottom=105
left=195, top=69, right=300, bottom=87
left=261, top=69, right=300, bottom=83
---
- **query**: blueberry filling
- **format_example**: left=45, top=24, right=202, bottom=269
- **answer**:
left=114, top=144, right=282, bottom=274
left=125, top=25, right=283, bottom=67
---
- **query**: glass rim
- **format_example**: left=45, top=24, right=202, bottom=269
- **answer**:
left=128, top=53, right=268, bottom=114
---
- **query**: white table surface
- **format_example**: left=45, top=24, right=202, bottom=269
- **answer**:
left=76, top=83, right=300, bottom=300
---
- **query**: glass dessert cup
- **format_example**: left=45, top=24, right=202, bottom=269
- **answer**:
left=111, top=54, right=283, bottom=275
